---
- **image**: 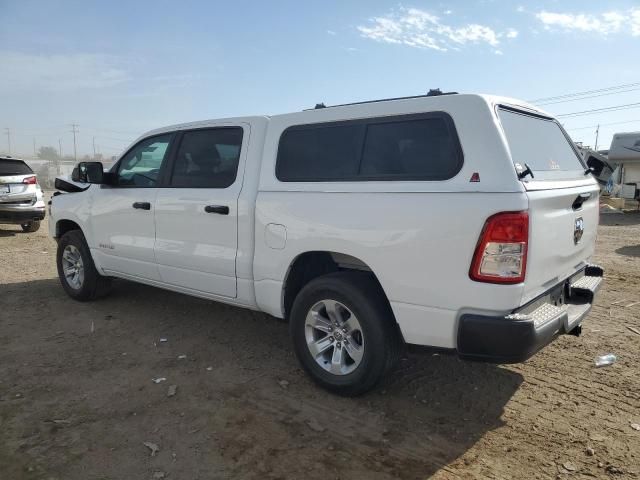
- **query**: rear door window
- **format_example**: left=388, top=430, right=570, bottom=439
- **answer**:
left=276, top=113, right=462, bottom=182
left=169, top=128, right=244, bottom=188
left=0, top=159, right=33, bottom=175
left=498, top=108, right=585, bottom=181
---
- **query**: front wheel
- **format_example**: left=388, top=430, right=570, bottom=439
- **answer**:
left=290, top=272, right=401, bottom=396
left=56, top=230, right=111, bottom=301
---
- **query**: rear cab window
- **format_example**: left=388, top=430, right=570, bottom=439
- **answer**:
left=497, top=107, right=586, bottom=181
left=0, top=159, right=33, bottom=176
left=276, top=113, right=463, bottom=182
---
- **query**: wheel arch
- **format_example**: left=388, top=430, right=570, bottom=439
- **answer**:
left=55, top=218, right=83, bottom=239
left=281, top=251, right=395, bottom=322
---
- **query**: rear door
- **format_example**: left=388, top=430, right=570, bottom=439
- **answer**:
left=498, top=107, right=600, bottom=304
left=154, top=125, right=247, bottom=298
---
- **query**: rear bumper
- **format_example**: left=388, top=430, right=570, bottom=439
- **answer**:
left=457, top=265, right=604, bottom=363
left=0, top=207, right=46, bottom=223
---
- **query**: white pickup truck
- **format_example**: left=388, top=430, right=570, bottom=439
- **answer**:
left=50, top=93, right=603, bottom=395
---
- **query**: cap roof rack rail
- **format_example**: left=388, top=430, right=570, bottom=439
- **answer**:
left=307, top=88, right=458, bottom=111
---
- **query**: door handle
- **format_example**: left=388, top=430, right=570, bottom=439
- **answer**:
left=204, top=205, right=229, bottom=215
left=132, top=201, right=151, bottom=210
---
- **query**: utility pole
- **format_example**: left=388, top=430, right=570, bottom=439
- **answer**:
left=4, top=128, right=10, bottom=155
left=33, top=137, right=37, bottom=157
left=57, top=139, right=63, bottom=175
left=70, top=123, right=79, bottom=161
left=92, top=136, right=96, bottom=159
left=595, top=124, right=600, bottom=151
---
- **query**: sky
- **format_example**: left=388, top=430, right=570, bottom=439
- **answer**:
left=1, top=0, right=639, bottom=159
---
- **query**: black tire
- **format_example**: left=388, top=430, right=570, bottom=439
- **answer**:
left=21, top=220, right=40, bottom=232
left=56, top=230, right=112, bottom=301
left=289, top=271, right=402, bottom=396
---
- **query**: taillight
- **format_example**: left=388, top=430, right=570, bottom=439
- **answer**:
left=22, top=176, right=37, bottom=184
left=470, top=211, right=529, bottom=284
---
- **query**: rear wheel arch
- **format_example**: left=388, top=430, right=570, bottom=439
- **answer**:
left=281, top=251, right=395, bottom=323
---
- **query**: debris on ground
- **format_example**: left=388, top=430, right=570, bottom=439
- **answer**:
left=50, top=419, right=71, bottom=425
left=605, top=465, right=624, bottom=474
left=206, top=366, right=213, bottom=371
left=167, top=385, right=177, bottom=397
left=611, top=299, right=629, bottom=306
left=143, top=442, right=159, bottom=457
left=305, top=418, right=326, bottom=433
left=278, top=379, right=289, bottom=389
left=562, top=461, right=577, bottom=472
left=177, top=354, right=187, bottom=359
left=631, top=423, right=640, bottom=431
left=594, top=354, right=617, bottom=367
left=585, top=447, right=595, bottom=456
left=152, top=472, right=166, bottom=479
left=152, top=377, right=167, bottom=384
left=626, top=326, right=640, bottom=336
left=159, top=338, right=168, bottom=343
left=600, top=204, right=623, bottom=214
left=90, top=320, right=95, bottom=333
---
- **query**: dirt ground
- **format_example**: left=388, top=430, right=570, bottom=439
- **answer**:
left=1, top=208, right=639, bottom=480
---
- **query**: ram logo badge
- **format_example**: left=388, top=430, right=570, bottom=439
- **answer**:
left=574, top=217, right=584, bottom=245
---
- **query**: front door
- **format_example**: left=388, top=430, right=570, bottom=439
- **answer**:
left=154, top=126, right=246, bottom=298
left=90, top=133, right=174, bottom=281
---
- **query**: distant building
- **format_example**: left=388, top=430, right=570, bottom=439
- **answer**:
left=608, top=131, right=640, bottom=199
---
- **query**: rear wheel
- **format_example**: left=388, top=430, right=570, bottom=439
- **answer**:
left=21, top=220, right=40, bottom=232
left=290, top=272, right=401, bottom=396
left=56, top=230, right=111, bottom=301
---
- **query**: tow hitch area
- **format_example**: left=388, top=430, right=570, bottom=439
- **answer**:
left=457, top=264, right=603, bottom=363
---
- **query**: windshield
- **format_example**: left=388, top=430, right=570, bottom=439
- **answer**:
left=498, top=108, right=585, bottom=181
left=0, top=159, right=33, bottom=175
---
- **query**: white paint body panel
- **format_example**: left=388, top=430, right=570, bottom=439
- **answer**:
left=49, top=94, right=599, bottom=349
left=91, top=187, right=160, bottom=281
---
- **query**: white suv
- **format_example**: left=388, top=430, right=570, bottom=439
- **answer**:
left=0, top=156, right=46, bottom=232
left=50, top=93, right=603, bottom=395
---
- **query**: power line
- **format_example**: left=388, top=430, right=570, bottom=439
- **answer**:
left=528, top=81, right=640, bottom=103
left=535, top=87, right=640, bottom=106
left=565, top=118, right=640, bottom=131
left=557, top=102, right=640, bottom=118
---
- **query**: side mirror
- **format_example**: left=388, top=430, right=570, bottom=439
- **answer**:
left=72, top=162, right=105, bottom=184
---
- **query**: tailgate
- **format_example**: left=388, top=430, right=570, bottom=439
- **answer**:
left=0, top=175, right=34, bottom=204
left=523, top=184, right=600, bottom=304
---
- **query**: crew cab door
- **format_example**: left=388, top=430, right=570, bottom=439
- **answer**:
left=153, top=125, right=247, bottom=298
left=90, top=133, right=174, bottom=281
